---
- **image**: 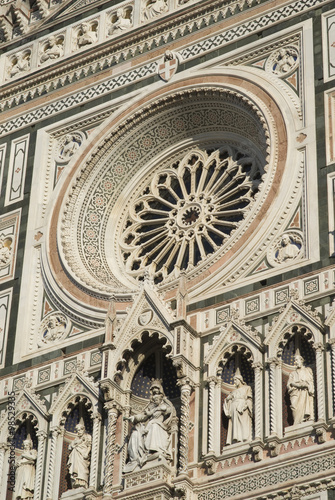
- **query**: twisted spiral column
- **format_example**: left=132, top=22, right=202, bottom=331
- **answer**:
left=89, top=412, right=102, bottom=489
left=34, top=430, right=47, bottom=500
left=268, top=358, right=278, bottom=435
left=207, top=377, right=216, bottom=454
left=46, top=427, right=62, bottom=500
left=252, top=362, right=263, bottom=440
left=103, top=402, right=119, bottom=496
left=177, top=378, right=193, bottom=475
left=315, top=343, right=325, bottom=421
left=330, top=339, right=335, bottom=416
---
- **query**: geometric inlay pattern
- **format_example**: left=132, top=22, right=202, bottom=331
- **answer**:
left=197, top=449, right=335, bottom=499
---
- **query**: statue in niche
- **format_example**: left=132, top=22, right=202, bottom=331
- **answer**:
left=109, top=8, right=132, bottom=35
left=287, top=354, right=314, bottom=425
left=223, top=374, right=253, bottom=445
left=77, top=22, right=97, bottom=47
left=143, top=0, right=168, bottom=20
left=67, top=423, right=92, bottom=489
left=40, top=35, right=64, bottom=63
left=9, top=51, right=30, bottom=78
left=124, top=379, right=175, bottom=472
left=275, top=234, right=300, bottom=263
left=14, top=438, right=37, bottom=499
left=0, top=237, right=12, bottom=269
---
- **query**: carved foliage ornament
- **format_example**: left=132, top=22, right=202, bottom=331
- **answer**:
left=121, top=146, right=264, bottom=282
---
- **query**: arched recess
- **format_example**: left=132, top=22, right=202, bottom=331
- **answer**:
left=6, top=412, right=38, bottom=500
left=264, top=294, right=324, bottom=441
left=111, top=332, right=180, bottom=478
left=203, top=319, right=263, bottom=459
left=47, top=367, right=100, bottom=499
left=0, top=386, right=49, bottom=500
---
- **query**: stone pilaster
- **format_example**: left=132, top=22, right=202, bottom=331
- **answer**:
left=207, top=377, right=217, bottom=454
left=329, top=339, right=335, bottom=416
left=252, top=362, right=263, bottom=440
left=177, top=377, right=194, bottom=475
left=103, top=401, right=120, bottom=498
left=268, top=358, right=279, bottom=435
left=46, top=426, right=63, bottom=500
left=315, top=342, right=325, bottom=421
left=34, top=430, right=47, bottom=500
left=89, top=412, right=102, bottom=489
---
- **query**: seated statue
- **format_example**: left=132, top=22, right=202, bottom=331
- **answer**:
left=67, top=423, right=91, bottom=488
left=109, top=8, right=132, bottom=35
left=40, top=36, right=63, bottom=63
left=287, top=354, right=314, bottom=425
left=223, top=374, right=253, bottom=445
left=143, top=0, right=168, bottom=20
left=77, top=23, right=97, bottom=47
left=14, top=438, right=37, bottom=500
left=124, top=379, right=175, bottom=472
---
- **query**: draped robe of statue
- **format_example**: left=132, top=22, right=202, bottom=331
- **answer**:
left=223, top=376, right=253, bottom=445
left=287, top=357, right=314, bottom=425
left=14, top=440, right=37, bottom=499
left=124, top=380, right=174, bottom=472
left=67, top=424, right=91, bottom=488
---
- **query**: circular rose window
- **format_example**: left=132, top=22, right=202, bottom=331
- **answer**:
left=120, top=146, right=263, bottom=283
left=52, top=79, right=286, bottom=302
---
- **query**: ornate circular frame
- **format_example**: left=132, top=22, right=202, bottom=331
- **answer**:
left=47, top=73, right=288, bottom=308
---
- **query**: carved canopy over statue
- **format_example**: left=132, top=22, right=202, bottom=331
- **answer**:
left=67, top=423, right=92, bottom=489
left=14, top=438, right=37, bottom=500
left=124, top=379, right=176, bottom=472
left=223, top=374, right=253, bottom=445
left=287, top=354, right=314, bottom=425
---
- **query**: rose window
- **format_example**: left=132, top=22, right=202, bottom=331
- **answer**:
left=120, top=147, right=263, bottom=282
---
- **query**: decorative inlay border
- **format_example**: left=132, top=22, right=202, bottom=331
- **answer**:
left=0, top=288, right=12, bottom=368
left=197, top=449, right=335, bottom=499
left=0, top=0, right=330, bottom=137
left=5, top=134, right=29, bottom=205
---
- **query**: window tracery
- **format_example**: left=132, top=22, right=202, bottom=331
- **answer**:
left=121, top=146, right=264, bottom=283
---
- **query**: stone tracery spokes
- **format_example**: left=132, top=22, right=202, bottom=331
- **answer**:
left=121, top=146, right=263, bottom=282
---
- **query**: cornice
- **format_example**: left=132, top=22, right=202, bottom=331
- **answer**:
left=0, top=0, right=295, bottom=113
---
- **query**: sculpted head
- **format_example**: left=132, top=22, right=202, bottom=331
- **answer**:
left=233, top=374, right=245, bottom=387
left=23, top=438, right=33, bottom=450
left=281, top=234, right=291, bottom=246
left=294, top=354, right=304, bottom=368
left=75, top=423, right=85, bottom=436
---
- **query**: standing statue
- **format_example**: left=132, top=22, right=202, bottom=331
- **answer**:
left=124, top=379, right=175, bottom=472
left=67, top=423, right=92, bottom=488
left=287, top=354, right=314, bottom=425
left=14, top=439, right=37, bottom=500
left=223, top=374, right=253, bottom=445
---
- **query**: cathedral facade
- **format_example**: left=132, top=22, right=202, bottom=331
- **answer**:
left=0, top=0, right=335, bottom=498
